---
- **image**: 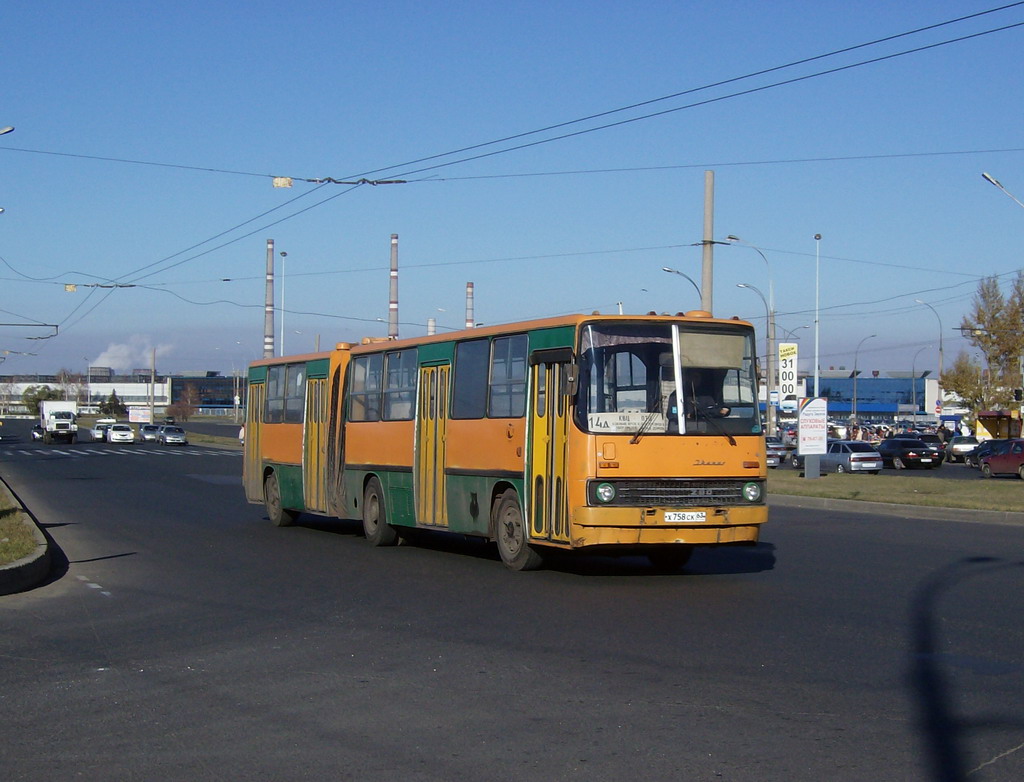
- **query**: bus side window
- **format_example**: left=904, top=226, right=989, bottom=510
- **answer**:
left=383, top=349, right=417, bottom=421
left=452, top=339, right=489, bottom=419
left=489, top=335, right=527, bottom=418
left=349, top=354, right=383, bottom=422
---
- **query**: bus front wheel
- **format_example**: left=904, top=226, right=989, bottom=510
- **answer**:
left=493, top=489, right=543, bottom=571
left=363, top=477, right=399, bottom=546
left=265, top=473, right=298, bottom=527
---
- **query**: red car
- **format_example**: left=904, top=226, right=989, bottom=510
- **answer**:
left=980, top=438, right=1024, bottom=478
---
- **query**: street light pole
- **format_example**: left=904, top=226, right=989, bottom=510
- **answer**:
left=661, top=267, right=702, bottom=299
left=727, top=236, right=776, bottom=434
left=279, top=251, right=287, bottom=357
left=814, top=234, right=822, bottom=397
left=914, top=299, right=944, bottom=418
left=737, top=283, right=774, bottom=434
left=911, top=345, right=928, bottom=426
left=852, top=334, right=876, bottom=422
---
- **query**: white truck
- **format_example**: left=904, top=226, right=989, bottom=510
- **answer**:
left=39, top=400, right=79, bottom=443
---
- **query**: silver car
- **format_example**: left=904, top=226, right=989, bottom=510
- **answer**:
left=820, top=440, right=883, bottom=474
left=157, top=425, right=188, bottom=446
left=765, top=436, right=787, bottom=468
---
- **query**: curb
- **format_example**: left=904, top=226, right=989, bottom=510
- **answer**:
left=0, top=477, right=51, bottom=595
left=769, top=493, right=1024, bottom=526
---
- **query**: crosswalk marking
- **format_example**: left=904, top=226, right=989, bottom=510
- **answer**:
left=0, top=446, right=234, bottom=460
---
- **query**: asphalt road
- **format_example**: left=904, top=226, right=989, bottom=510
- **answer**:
left=1, top=420, right=1023, bottom=780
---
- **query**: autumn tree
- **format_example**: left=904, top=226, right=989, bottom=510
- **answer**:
left=165, top=382, right=198, bottom=422
left=944, top=272, right=1024, bottom=415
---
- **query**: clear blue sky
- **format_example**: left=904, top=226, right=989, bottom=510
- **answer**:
left=2, top=1, right=1022, bottom=379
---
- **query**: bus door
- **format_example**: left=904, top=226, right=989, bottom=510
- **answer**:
left=416, top=363, right=449, bottom=527
left=243, top=380, right=265, bottom=502
left=303, top=376, right=328, bottom=513
left=528, top=349, right=574, bottom=544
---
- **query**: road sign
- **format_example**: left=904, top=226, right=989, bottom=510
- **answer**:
left=778, top=342, right=798, bottom=405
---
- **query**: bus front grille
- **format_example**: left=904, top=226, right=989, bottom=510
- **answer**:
left=589, top=478, right=763, bottom=507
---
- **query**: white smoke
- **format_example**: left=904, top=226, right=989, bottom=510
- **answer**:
left=92, top=336, right=174, bottom=372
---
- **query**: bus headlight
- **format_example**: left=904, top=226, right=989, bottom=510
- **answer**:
left=595, top=482, right=617, bottom=503
left=742, top=482, right=762, bottom=503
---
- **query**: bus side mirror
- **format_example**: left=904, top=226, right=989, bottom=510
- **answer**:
left=562, top=364, right=579, bottom=396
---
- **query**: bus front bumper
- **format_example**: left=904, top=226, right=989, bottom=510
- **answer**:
left=568, top=505, right=766, bottom=548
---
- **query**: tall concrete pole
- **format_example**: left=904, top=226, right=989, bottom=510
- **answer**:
left=465, top=282, right=475, bottom=329
left=388, top=234, right=399, bottom=339
left=263, top=239, right=275, bottom=358
left=701, top=170, right=714, bottom=313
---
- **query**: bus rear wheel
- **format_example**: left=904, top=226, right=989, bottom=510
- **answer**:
left=265, top=472, right=298, bottom=527
left=493, top=489, right=543, bottom=571
left=362, top=477, right=399, bottom=546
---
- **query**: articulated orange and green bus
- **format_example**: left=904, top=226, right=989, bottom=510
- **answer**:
left=243, top=312, right=768, bottom=570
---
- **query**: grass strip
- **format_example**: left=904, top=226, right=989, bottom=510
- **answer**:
left=0, top=497, right=36, bottom=565
left=768, top=469, right=1024, bottom=513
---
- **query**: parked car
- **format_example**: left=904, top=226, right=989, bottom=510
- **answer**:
left=157, top=425, right=188, bottom=446
left=887, top=434, right=944, bottom=465
left=876, top=438, right=941, bottom=469
left=944, top=435, right=978, bottom=463
left=964, top=438, right=1009, bottom=468
left=106, top=423, right=135, bottom=443
left=820, top=440, right=883, bottom=474
left=139, top=424, right=161, bottom=442
left=91, top=418, right=116, bottom=441
left=765, top=436, right=787, bottom=468
left=980, top=438, right=1024, bottom=478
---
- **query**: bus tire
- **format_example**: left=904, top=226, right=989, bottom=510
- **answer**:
left=265, top=472, right=298, bottom=527
left=362, top=477, right=399, bottom=547
left=646, top=546, right=694, bottom=573
left=493, top=489, right=543, bottom=571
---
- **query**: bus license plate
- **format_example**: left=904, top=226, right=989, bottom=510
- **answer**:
left=664, top=511, right=706, bottom=523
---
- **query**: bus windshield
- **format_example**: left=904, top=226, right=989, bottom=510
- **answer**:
left=575, top=321, right=761, bottom=437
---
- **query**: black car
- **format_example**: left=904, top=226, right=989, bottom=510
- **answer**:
left=887, top=434, right=944, bottom=464
left=964, top=438, right=1009, bottom=469
left=876, top=437, right=942, bottom=469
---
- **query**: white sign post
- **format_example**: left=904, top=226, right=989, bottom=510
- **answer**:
left=778, top=342, right=799, bottom=413
left=797, top=397, right=828, bottom=479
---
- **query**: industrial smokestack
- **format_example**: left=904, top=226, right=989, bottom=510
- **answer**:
left=263, top=239, right=275, bottom=358
left=388, top=234, right=399, bottom=339
left=465, top=282, right=475, bottom=329
left=427, top=317, right=436, bottom=336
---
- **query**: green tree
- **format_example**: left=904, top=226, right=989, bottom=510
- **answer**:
left=99, top=390, right=128, bottom=417
left=940, top=351, right=1011, bottom=417
left=960, top=272, right=1024, bottom=380
left=21, top=385, right=61, bottom=417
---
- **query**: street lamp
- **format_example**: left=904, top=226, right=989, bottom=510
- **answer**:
left=915, top=299, right=944, bottom=418
left=851, top=334, right=876, bottom=422
left=982, top=172, right=1024, bottom=210
left=727, top=236, right=777, bottom=433
left=661, top=267, right=702, bottom=299
left=780, top=325, right=810, bottom=341
left=737, top=282, right=774, bottom=434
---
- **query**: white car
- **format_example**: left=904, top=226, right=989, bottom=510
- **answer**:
left=91, top=419, right=116, bottom=441
left=106, top=423, right=135, bottom=443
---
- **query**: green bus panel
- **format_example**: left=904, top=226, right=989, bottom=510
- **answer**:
left=417, top=342, right=455, bottom=365
left=270, top=462, right=305, bottom=511
left=529, top=326, right=576, bottom=352
left=342, top=468, right=416, bottom=527
left=306, top=358, right=331, bottom=379
left=446, top=474, right=524, bottom=536
left=248, top=365, right=268, bottom=384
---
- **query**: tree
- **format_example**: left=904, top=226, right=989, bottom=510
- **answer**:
left=99, top=390, right=128, bottom=417
left=21, top=385, right=62, bottom=417
left=940, top=351, right=1012, bottom=416
left=960, top=272, right=1024, bottom=381
left=165, top=382, right=198, bottom=422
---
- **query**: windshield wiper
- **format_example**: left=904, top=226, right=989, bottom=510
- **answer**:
left=630, top=409, right=661, bottom=444
left=692, top=402, right=736, bottom=446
